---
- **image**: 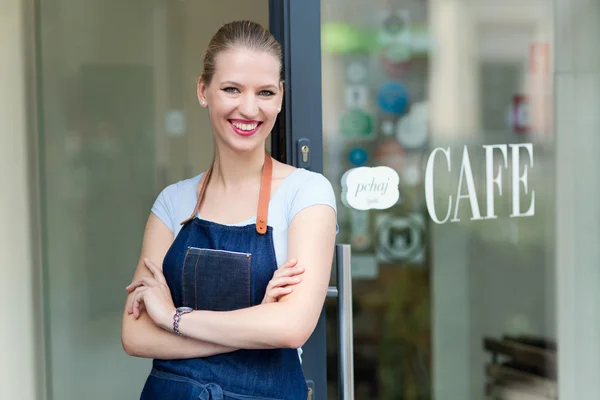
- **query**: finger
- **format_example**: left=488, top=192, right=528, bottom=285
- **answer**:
left=133, top=290, right=146, bottom=319
left=265, top=273, right=298, bottom=291
left=143, top=258, right=167, bottom=284
left=264, top=287, right=292, bottom=304
left=267, top=287, right=293, bottom=300
left=134, top=295, right=147, bottom=318
left=292, top=265, right=305, bottom=273
left=267, top=270, right=303, bottom=294
left=133, top=294, right=140, bottom=319
left=128, top=286, right=146, bottom=314
left=128, top=289, right=136, bottom=314
left=126, top=279, right=144, bottom=292
left=126, top=276, right=157, bottom=292
left=128, top=290, right=138, bottom=316
left=274, top=266, right=305, bottom=279
left=280, top=258, right=298, bottom=269
left=128, top=286, right=145, bottom=313
left=273, top=259, right=297, bottom=277
left=270, top=276, right=302, bottom=289
left=272, top=260, right=300, bottom=279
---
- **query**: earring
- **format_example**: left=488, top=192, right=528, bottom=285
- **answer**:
left=277, top=107, right=281, bottom=112
left=201, top=100, right=206, bottom=106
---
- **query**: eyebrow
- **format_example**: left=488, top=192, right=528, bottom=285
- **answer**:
left=221, top=81, right=279, bottom=91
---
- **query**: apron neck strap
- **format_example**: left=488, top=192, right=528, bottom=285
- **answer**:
left=256, top=152, right=272, bottom=235
left=181, top=151, right=273, bottom=235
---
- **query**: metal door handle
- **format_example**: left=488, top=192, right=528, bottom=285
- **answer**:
left=327, top=244, right=354, bottom=400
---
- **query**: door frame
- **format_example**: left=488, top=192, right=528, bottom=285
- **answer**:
left=270, top=0, right=324, bottom=171
left=270, top=1, right=328, bottom=398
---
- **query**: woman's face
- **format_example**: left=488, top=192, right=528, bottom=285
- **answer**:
left=198, top=48, right=283, bottom=154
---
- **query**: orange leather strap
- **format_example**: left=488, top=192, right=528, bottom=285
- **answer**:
left=255, top=152, right=272, bottom=235
left=181, top=151, right=272, bottom=236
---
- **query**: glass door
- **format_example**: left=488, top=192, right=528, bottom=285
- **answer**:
left=36, top=1, right=270, bottom=399
left=319, top=0, right=555, bottom=399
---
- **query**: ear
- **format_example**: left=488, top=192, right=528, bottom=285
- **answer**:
left=197, top=77, right=208, bottom=107
left=277, top=81, right=284, bottom=113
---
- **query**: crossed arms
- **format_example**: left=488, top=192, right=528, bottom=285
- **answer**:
left=120, top=204, right=336, bottom=359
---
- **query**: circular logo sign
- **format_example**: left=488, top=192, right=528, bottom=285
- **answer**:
left=380, top=45, right=413, bottom=78
left=374, top=138, right=406, bottom=171
left=396, top=102, right=428, bottom=149
left=377, top=82, right=410, bottom=115
left=340, top=109, right=374, bottom=138
left=348, top=147, right=369, bottom=166
left=347, top=62, right=368, bottom=83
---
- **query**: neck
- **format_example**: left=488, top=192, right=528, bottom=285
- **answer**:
left=211, top=145, right=266, bottom=188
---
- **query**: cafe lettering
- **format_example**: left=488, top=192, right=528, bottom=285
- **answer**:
left=424, top=144, right=535, bottom=224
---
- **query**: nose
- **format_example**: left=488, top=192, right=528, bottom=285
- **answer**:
left=237, top=93, right=259, bottom=118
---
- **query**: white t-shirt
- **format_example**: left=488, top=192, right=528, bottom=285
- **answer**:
left=151, top=168, right=338, bottom=267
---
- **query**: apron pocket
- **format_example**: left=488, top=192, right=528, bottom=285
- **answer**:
left=182, top=247, right=252, bottom=311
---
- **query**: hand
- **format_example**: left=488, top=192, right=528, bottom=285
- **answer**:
left=262, top=259, right=304, bottom=304
left=126, top=258, right=176, bottom=330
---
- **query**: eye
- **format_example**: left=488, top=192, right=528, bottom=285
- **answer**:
left=222, top=87, right=239, bottom=93
left=259, top=90, right=275, bottom=97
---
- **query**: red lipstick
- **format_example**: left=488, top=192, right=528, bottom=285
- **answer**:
left=229, top=119, right=262, bottom=137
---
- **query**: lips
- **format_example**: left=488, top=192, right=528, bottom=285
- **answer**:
left=229, top=119, right=263, bottom=137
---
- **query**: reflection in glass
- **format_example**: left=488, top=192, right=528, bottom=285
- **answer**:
left=37, top=1, right=269, bottom=399
left=321, top=0, right=554, bottom=399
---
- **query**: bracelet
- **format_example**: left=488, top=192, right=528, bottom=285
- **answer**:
left=173, top=307, right=193, bottom=336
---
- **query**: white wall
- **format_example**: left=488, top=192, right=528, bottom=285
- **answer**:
left=0, top=0, right=43, bottom=399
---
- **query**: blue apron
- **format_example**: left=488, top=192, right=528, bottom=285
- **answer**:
left=140, top=153, right=308, bottom=400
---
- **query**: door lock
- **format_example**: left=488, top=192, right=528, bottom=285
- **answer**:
left=301, top=145, right=309, bottom=162
left=297, top=138, right=311, bottom=169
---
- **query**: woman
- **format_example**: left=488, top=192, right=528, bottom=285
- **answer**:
left=121, top=20, right=337, bottom=400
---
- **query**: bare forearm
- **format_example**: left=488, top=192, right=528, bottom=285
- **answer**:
left=122, top=312, right=238, bottom=359
left=169, top=302, right=311, bottom=350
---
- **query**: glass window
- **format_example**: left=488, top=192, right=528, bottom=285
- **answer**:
left=320, top=0, right=556, bottom=398
left=36, top=1, right=268, bottom=398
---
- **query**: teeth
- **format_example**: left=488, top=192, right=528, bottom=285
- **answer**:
left=232, top=121, right=258, bottom=131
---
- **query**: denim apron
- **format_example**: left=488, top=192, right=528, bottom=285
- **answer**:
left=140, top=153, right=308, bottom=400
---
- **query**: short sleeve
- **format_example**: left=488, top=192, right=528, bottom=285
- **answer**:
left=151, top=183, right=177, bottom=233
left=289, top=172, right=337, bottom=223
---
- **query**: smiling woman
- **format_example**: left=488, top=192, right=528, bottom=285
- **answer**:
left=196, top=21, right=283, bottom=152
left=120, top=20, right=337, bottom=400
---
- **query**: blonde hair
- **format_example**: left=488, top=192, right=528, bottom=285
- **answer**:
left=201, top=20, right=283, bottom=85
